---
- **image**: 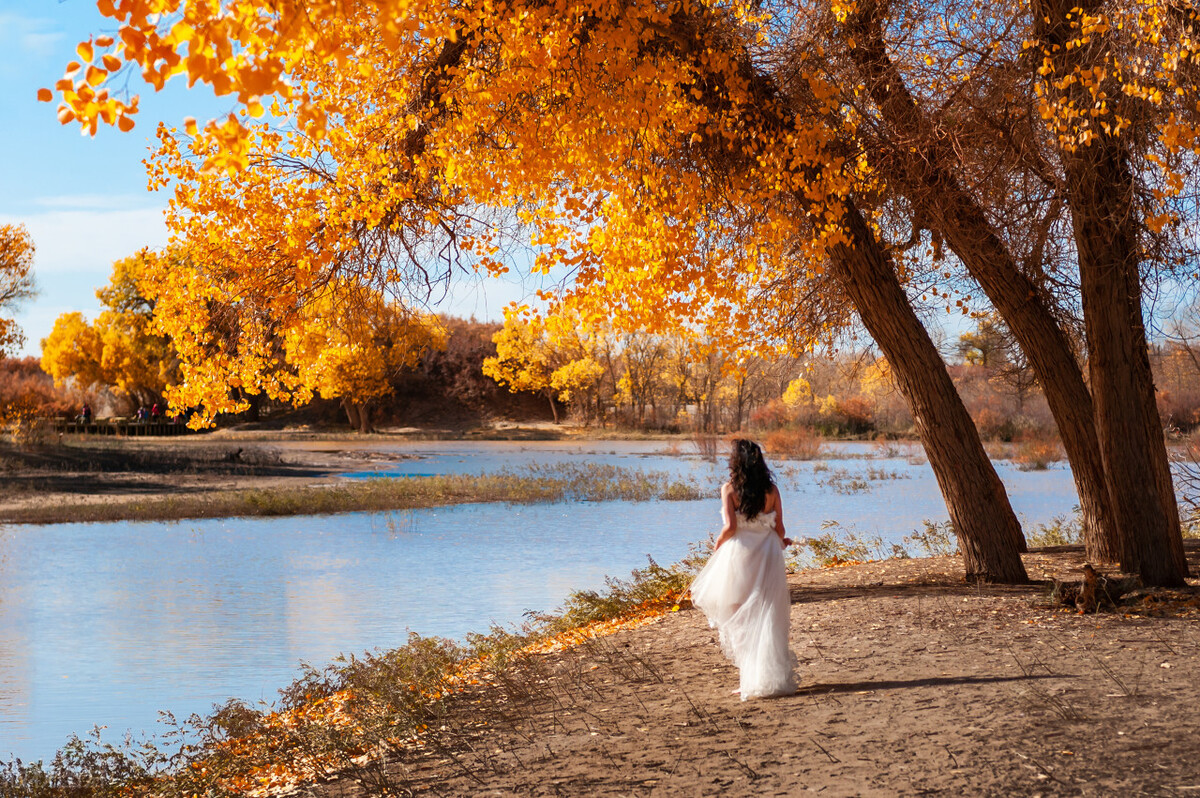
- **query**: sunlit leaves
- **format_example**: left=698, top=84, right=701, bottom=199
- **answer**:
left=40, top=252, right=179, bottom=405
left=0, top=224, right=37, bottom=357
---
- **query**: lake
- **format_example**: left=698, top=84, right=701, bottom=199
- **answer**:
left=0, top=440, right=1079, bottom=762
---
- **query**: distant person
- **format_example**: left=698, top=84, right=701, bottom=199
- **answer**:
left=80, top=403, right=92, bottom=424
left=151, top=402, right=161, bottom=421
left=689, top=438, right=797, bottom=699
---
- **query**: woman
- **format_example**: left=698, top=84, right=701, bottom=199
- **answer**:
left=690, top=438, right=797, bottom=699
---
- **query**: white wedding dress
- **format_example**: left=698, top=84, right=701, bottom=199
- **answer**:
left=690, top=508, right=797, bottom=700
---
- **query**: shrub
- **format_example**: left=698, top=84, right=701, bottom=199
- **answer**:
left=690, top=432, right=722, bottom=462
left=747, top=398, right=791, bottom=430
left=763, top=426, right=824, bottom=460
left=1012, top=435, right=1063, bottom=471
left=973, top=406, right=1017, bottom=442
left=1027, top=512, right=1084, bottom=547
left=836, top=396, right=875, bottom=435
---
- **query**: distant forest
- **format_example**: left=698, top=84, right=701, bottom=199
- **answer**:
left=5, top=314, right=1200, bottom=441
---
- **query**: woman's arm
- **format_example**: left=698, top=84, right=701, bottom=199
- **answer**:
left=773, top=487, right=792, bottom=548
left=714, top=483, right=738, bottom=549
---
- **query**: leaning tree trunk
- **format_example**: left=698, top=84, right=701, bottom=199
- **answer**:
left=1063, top=147, right=1187, bottom=585
left=829, top=200, right=1029, bottom=583
left=843, top=1, right=1121, bottom=563
left=1034, top=0, right=1188, bottom=586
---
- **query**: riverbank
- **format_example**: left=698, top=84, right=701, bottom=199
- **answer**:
left=0, top=436, right=703, bottom=524
left=9, top=545, right=1196, bottom=796
left=308, top=545, right=1200, bottom=797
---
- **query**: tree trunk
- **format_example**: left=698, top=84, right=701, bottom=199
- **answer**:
left=342, top=398, right=373, bottom=433
left=844, top=0, right=1121, bottom=564
left=829, top=201, right=1028, bottom=583
left=1063, top=146, right=1187, bottom=585
left=245, top=390, right=262, bottom=422
left=545, top=390, right=559, bottom=423
left=342, top=398, right=361, bottom=431
left=1033, top=0, right=1188, bottom=586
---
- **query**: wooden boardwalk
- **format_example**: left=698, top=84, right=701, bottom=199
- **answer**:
left=54, top=420, right=197, bottom=437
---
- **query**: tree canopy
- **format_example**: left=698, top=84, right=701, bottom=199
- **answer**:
left=43, top=0, right=1200, bottom=583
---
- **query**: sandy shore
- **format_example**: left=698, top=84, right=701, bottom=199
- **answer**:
left=314, top=547, right=1200, bottom=797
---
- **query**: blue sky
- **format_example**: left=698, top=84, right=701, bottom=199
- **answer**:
left=0, top=0, right=539, bottom=358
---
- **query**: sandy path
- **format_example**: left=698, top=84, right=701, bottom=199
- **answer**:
left=317, top=549, right=1200, bottom=797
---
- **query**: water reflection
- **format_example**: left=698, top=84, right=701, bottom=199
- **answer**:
left=0, top=443, right=1080, bottom=762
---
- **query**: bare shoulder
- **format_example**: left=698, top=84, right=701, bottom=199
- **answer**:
left=765, top=485, right=781, bottom=512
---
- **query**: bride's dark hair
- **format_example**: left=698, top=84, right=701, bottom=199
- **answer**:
left=728, top=438, right=774, bottom=519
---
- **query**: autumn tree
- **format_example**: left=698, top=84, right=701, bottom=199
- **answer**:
left=0, top=224, right=37, bottom=358
left=483, top=305, right=614, bottom=425
left=614, top=332, right=666, bottom=426
left=810, top=0, right=1194, bottom=583
left=284, top=282, right=446, bottom=432
left=482, top=306, right=560, bottom=422
left=41, top=252, right=179, bottom=412
left=49, top=0, right=1038, bottom=580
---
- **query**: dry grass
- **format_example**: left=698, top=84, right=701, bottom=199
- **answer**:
left=0, top=463, right=702, bottom=526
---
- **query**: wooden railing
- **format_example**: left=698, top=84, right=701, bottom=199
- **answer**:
left=53, top=420, right=198, bottom=437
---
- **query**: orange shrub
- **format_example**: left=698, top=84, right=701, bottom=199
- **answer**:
left=1012, top=435, right=1063, bottom=471
left=748, top=398, right=791, bottom=430
left=764, top=426, right=824, bottom=460
left=836, top=396, right=874, bottom=435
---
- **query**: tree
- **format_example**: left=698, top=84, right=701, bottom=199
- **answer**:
left=825, top=0, right=1194, bottom=583
left=615, top=332, right=665, bottom=426
left=283, top=282, right=446, bottom=432
left=0, top=224, right=36, bottom=357
left=41, top=252, right=179, bottom=412
left=482, top=306, right=560, bottom=423
left=50, top=0, right=1038, bottom=580
left=483, top=305, right=613, bottom=425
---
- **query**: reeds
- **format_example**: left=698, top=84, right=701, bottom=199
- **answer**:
left=0, top=462, right=703, bottom=525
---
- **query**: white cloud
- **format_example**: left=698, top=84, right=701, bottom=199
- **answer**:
left=0, top=12, right=62, bottom=57
left=21, top=30, right=63, bottom=55
left=2, top=205, right=169, bottom=356
left=32, top=194, right=160, bottom=211
left=0, top=206, right=169, bottom=276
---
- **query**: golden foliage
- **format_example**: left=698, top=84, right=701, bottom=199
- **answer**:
left=40, top=252, right=178, bottom=407
left=48, top=0, right=867, bottom=419
left=284, top=281, right=446, bottom=409
left=0, top=224, right=37, bottom=357
left=48, top=0, right=1200, bottom=418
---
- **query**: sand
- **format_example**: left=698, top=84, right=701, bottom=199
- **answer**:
left=315, top=547, right=1200, bottom=797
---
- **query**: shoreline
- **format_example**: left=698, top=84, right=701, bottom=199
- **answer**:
left=8, top=546, right=1198, bottom=796
left=0, top=430, right=888, bottom=526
